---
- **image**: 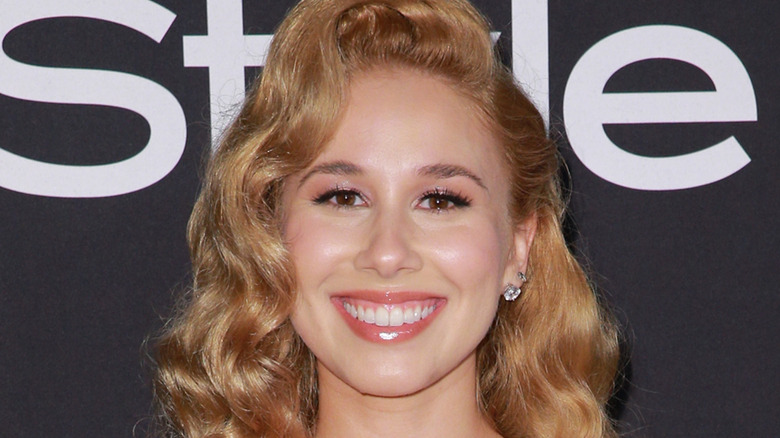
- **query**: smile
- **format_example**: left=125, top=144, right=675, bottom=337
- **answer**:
left=331, top=293, right=445, bottom=343
left=341, top=299, right=438, bottom=327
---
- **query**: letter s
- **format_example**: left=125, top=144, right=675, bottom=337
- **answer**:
left=0, top=0, right=185, bottom=198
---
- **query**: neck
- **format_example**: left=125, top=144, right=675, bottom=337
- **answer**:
left=314, top=354, right=501, bottom=438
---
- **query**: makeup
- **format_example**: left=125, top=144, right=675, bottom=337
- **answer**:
left=331, top=291, right=446, bottom=343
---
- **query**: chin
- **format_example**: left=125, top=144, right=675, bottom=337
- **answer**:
left=323, top=354, right=444, bottom=398
left=349, top=369, right=436, bottom=398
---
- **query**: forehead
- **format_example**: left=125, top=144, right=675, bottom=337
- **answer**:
left=314, top=69, right=506, bottom=185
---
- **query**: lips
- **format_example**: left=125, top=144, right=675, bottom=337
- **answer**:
left=331, top=292, right=445, bottom=343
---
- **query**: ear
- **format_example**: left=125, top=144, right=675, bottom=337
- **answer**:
left=502, top=213, right=538, bottom=286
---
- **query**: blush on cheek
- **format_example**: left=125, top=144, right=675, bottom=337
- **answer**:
left=436, top=224, right=506, bottom=278
left=286, top=215, right=363, bottom=291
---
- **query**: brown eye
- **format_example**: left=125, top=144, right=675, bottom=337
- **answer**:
left=335, top=192, right=358, bottom=206
left=418, top=189, right=471, bottom=212
left=428, top=196, right=451, bottom=210
left=313, top=189, right=367, bottom=208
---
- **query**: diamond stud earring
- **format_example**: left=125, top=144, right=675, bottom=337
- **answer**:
left=503, top=272, right=527, bottom=301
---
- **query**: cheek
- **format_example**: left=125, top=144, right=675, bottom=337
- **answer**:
left=284, top=212, right=356, bottom=288
left=285, top=214, right=348, bottom=350
left=426, top=219, right=508, bottom=289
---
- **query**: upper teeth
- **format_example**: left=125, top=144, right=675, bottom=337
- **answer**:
left=342, top=302, right=436, bottom=327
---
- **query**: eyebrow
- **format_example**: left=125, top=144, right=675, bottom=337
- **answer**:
left=297, top=160, right=486, bottom=190
left=418, top=163, right=486, bottom=190
left=298, top=160, right=363, bottom=187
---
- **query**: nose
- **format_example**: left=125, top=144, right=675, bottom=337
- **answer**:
left=353, top=206, right=423, bottom=278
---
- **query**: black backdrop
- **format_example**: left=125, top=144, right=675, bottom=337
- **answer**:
left=1, top=1, right=777, bottom=436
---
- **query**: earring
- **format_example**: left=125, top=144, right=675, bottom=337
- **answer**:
left=503, top=272, right=527, bottom=301
left=503, top=284, right=521, bottom=301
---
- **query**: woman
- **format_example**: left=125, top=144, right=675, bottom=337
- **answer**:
left=153, top=0, right=620, bottom=437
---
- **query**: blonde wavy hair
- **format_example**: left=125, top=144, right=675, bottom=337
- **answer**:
left=153, top=0, right=620, bottom=437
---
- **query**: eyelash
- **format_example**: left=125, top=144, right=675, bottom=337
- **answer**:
left=311, top=187, right=471, bottom=212
left=419, top=188, right=471, bottom=212
left=312, top=187, right=365, bottom=208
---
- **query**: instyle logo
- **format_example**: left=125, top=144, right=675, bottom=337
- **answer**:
left=0, top=0, right=758, bottom=197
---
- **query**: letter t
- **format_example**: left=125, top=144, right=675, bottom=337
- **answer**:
left=183, top=0, right=273, bottom=146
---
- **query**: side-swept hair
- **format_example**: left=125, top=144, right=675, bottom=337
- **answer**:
left=153, top=1, right=620, bottom=436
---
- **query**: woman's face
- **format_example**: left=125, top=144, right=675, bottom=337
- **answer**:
left=282, top=69, right=534, bottom=398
